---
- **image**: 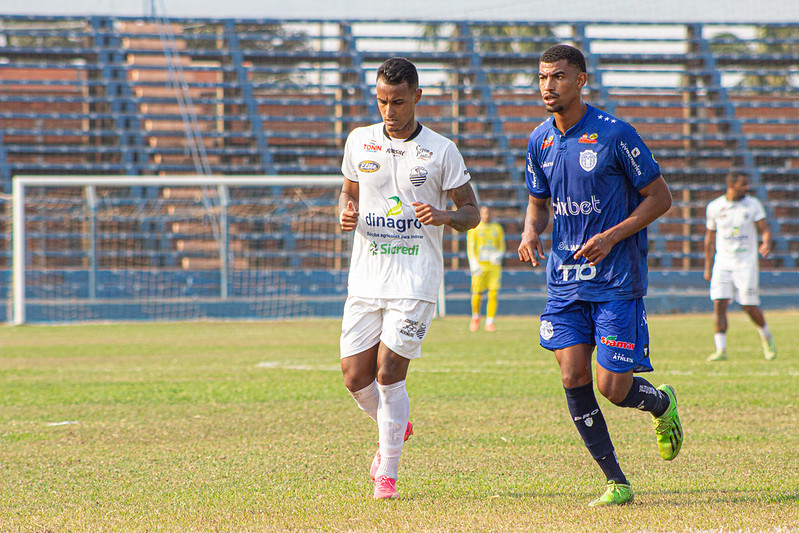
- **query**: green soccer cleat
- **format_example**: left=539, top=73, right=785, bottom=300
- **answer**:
left=763, top=336, right=777, bottom=361
left=653, top=384, right=683, bottom=461
left=706, top=350, right=727, bottom=362
left=588, top=481, right=634, bottom=507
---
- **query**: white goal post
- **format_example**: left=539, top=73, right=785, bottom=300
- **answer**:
left=11, top=175, right=450, bottom=324
left=12, top=175, right=342, bottom=324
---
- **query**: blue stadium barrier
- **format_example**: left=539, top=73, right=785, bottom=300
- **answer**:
left=5, top=269, right=797, bottom=324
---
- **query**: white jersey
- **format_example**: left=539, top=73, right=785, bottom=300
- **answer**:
left=342, top=122, right=471, bottom=302
left=706, top=194, right=766, bottom=264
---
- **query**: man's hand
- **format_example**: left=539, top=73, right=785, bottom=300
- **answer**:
left=573, top=231, right=615, bottom=266
left=518, top=232, right=545, bottom=267
left=340, top=200, right=359, bottom=232
left=412, top=202, right=450, bottom=226
left=759, top=241, right=771, bottom=258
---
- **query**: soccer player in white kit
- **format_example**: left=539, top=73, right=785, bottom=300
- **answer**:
left=704, top=171, right=777, bottom=361
left=338, top=57, right=480, bottom=499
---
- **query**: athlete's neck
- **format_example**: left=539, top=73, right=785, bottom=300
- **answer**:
left=383, top=122, right=422, bottom=142
left=552, top=102, right=588, bottom=134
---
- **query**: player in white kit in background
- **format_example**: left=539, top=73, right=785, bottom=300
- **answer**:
left=338, top=57, right=480, bottom=499
left=704, top=171, right=777, bottom=361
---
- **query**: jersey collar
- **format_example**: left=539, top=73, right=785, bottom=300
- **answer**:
left=549, top=104, right=597, bottom=137
left=383, top=122, right=423, bottom=142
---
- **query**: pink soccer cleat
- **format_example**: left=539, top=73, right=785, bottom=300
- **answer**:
left=373, top=476, right=398, bottom=499
left=370, top=421, right=413, bottom=480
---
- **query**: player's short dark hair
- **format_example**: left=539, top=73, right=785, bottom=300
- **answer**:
left=540, top=44, right=587, bottom=73
left=376, top=57, right=419, bottom=89
left=726, top=171, right=748, bottom=186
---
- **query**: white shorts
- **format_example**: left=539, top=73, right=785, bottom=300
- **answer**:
left=340, top=296, right=436, bottom=360
left=710, top=260, right=760, bottom=306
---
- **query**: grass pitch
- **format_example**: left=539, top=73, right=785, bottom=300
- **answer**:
left=0, top=310, right=797, bottom=531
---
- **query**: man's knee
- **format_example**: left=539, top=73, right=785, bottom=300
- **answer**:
left=596, top=371, right=633, bottom=405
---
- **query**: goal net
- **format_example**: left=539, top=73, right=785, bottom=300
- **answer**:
left=11, top=175, right=348, bottom=324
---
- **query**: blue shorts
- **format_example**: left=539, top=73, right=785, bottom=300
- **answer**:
left=538, top=297, right=653, bottom=374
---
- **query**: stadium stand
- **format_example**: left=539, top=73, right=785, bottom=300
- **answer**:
left=0, top=16, right=797, bottom=321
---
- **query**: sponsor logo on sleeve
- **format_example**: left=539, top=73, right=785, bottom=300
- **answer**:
left=541, top=135, right=554, bottom=150
left=619, top=141, right=642, bottom=176
left=578, top=133, right=598, bottom=144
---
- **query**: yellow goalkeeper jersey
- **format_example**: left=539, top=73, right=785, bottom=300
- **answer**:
left=467, top=221, right=506, bottom=266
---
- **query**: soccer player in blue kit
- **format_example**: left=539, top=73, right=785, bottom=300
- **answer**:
left=518, top=44, right=684, bottom=506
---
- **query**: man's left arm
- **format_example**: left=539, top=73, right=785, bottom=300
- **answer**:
left=412, top=182, right=480, bottom=232
left=756, top=218, right=772, bottom=258
left=574, top=175, right=672, bottom=266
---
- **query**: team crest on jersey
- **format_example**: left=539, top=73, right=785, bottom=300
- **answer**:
left=358, top=160, right=380, bottom=173
left=409, top=166, right=428, bottom=186
left=416, top=146, right=433, bottom=160
left=579, top=150, right=597, bottom=172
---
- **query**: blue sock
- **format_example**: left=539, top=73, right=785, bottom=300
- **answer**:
left=617, top=376, right=670, bottom=417
left=564, top=383, right=627, bottom=485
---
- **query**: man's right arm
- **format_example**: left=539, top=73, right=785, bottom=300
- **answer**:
left=517, top=195, right=549, bottom=268
left=338, top=178, right=359, bottom=232
left=704, top=228, right=716, bottom=282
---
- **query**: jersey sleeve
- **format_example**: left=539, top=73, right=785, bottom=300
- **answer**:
left=614, top=124, right=661, bottom=190
left=752, top=197, right=767, bottom=222
left=525, top=134, right=550, bottom=198
left=441, top=141, right=471, bottom=191
left=706, top=200, right=717, bottom=231
left=341, top=130, right=359, bottom=182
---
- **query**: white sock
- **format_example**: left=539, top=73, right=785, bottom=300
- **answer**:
left=472, top=313, right=479, bottom=320
left=375, top=380, right=410, bottom=480
left=486, top=317, right=494, bottom=326
left=756, top=325, right=771, bottom=342
left=714, top=333, right=727, bottom=353
left=349, top=380, right=378, bottom=422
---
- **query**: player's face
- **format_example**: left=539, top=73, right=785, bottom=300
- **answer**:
left=376, top=79, right=422, bottom=139
left=730, top=177, right=750, bottom=200
left=480, top=206, right=491, bottom=223
left=538, top=59, right=586, bottom=114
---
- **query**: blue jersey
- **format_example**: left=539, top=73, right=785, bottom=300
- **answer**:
left=525, top=104, right=661, bottom=301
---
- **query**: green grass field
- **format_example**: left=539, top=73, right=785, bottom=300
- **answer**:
left=0, top=311, right=797, bottom=531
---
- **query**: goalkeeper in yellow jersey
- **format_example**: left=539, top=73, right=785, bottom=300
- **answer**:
left=467, top=205, right=506, bottom=332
